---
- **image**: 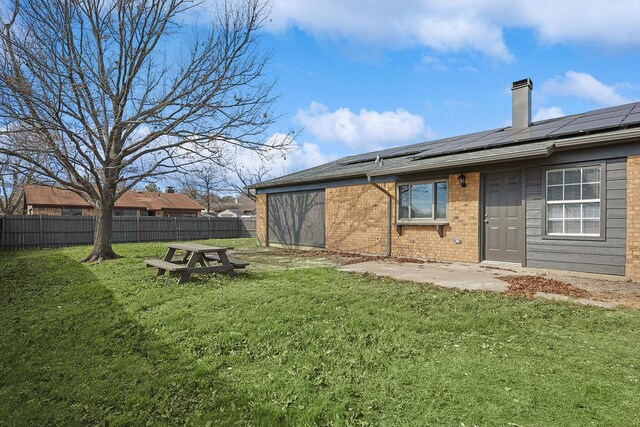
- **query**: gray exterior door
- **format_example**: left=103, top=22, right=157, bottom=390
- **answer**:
left=267, top=190, right=325, bottom=248
left=483, top=170, right=524, bottom=263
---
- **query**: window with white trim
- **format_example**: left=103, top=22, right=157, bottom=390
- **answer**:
left=545, top=166, right=601, bottom=236
left=398, top=181, right=448, bottom=222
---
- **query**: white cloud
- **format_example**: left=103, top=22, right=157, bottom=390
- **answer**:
left=416, top=55, right=448, bottom=72
left=282, top=141, right=336, bottom=172
left=268, top=1, right=513, bottom=62
left=266, top=0, right=640, bottom=61
left=513, top=0, right=640, bottom=47
left=294, top=101, right=433, bottom=150
left=542, top=71, right=631, bottom=106
left=413, top=15, right=513, bottom=62
left=460, top=65, right=479, bottom=73
left=233, top=133, right=336, bottom=179
left=533, top=106, right=565, bottom=122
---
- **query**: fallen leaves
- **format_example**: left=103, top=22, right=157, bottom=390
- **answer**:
left=499, top=275, right=591, bottom=300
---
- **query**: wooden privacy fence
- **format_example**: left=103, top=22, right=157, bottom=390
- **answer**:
left=0, top=215, right=256, bottom=250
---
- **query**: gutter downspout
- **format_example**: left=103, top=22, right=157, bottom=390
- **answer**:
left=367, top=176, right=392, bottom=257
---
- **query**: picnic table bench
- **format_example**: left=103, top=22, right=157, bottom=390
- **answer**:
left=145, top=243, right=248, bottom=284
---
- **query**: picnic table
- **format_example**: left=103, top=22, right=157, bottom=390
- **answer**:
left=145, top=243, right=248, bottom=284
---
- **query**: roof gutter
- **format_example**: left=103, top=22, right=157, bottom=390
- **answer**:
left=552, top=127, right=640, bottom=150
left=367, top=176, right=392, bottom=257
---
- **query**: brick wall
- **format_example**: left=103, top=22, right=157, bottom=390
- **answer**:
left=30, top=206, right=63, bottom=215
left=325, top=173, right=481, bottom=262
left=256, top=193, right=267, bottom=245
left=392, top=173, right=480, bottom=262
left=627, top=155, right=640, bottom=280
left=325, top=183, right=390, bottom=255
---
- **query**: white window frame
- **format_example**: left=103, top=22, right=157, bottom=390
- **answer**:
left=544, top=164, right=605, bottom=239
left=397, top=180, right=448, bottom=224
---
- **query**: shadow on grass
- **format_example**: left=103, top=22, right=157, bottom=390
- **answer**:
left=0, top=250, right=279, bottom=425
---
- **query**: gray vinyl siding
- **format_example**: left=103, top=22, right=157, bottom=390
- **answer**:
left=525, top=158, right=626, bottom=275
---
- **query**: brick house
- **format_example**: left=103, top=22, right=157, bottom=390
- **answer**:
left=252, top=78, right=640, bottom=281
left=23, top=185, right=203, bottom=217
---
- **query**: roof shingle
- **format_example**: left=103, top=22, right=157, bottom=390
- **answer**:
left=23, top=185, right=203, bottom=211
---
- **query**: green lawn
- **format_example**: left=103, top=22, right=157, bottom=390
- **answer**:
left=1, top=239, right=639, bottom=426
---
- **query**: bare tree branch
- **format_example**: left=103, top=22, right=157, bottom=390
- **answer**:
left=0, top=0, right=289, bottom=261
left=0, top=129, right=48, bottom=214
left=177, top=161, right=224, bottom=213
left=225, top=158, right=272, bottom=201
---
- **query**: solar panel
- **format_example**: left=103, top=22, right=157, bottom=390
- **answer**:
left=570, top=109, right=630, bottom=124
left=549, top=115, right=628, bottom=137
left=509, top=117, right=577, bottom=142
left=531, top=115, right=576, bottom=128
left=338, top=102, right=639, bottom=166
left=589, top=103, right=635, bottom=113
left=463, top=130, right=521, bottom=149
left=409, top=129, right=500, bottom=160
left=622, top=112, right=640, bottom=126
left=339, top=146, right=428, bottom=165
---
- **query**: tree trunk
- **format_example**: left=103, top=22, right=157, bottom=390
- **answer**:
left=82, top=197, right=119, bottom=262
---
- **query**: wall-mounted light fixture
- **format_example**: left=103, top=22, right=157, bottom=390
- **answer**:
left=458, top=173, right=467, bottom=188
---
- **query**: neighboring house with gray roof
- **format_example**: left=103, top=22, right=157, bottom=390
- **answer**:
left=252, top=78, right=640, bottom=281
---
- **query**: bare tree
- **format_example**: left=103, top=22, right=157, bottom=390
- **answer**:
left=0, top=153, right=30, bottom=214
left=0, top=130, right=46, bottom=214
left=0, top=0, right=288, bottom=261
left=223, top=131, right=298, bottom=200
left=178, top=162, right=223, bottom=213
left=226, top=159, right=272, bottom=201
left=142, top=183, right=160, bottom=193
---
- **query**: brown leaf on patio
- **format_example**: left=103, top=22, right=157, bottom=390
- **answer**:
left=499, top=275, right=592, bottom=300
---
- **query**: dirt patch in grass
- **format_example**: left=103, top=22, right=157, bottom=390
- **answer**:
left=499, top=275, right=593, bottom=300
left=323, top=251, right=426, bottom=266
left=230, top=247, right=336, bottom=270
left=232, top=246, right=426, bottom=270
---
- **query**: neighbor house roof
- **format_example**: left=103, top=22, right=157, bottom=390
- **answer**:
left=131, top=192, right=203, bottom=212
left=23, top=185, right=92, bottom=208
left=217, top=209, right=242, bottom=216
left=23, top=185, right=203, bottom=211
left=253, top=101, right=640, bottom=190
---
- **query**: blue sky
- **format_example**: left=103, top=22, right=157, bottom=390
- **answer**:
left=224, top=0, right=640, bottom=179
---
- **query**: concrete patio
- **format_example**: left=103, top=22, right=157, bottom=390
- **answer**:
left=342, top=261, right=514, bottom=293
left=339, top=260, right=633, bottom=309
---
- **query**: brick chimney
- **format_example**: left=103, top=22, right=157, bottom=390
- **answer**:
left=166, top=187, right=175, bottom=193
